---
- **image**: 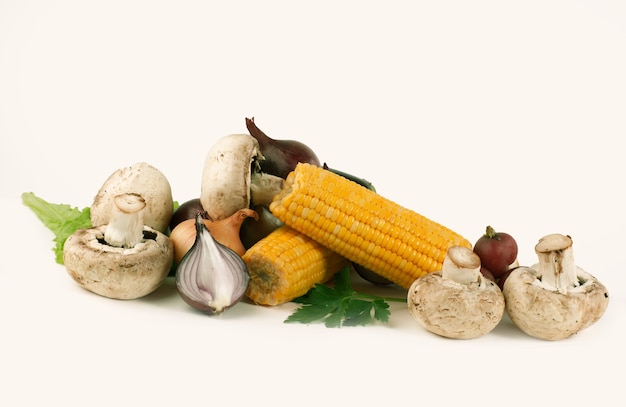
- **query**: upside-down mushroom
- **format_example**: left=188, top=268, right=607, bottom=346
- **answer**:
left=407, top=245, right=505, bottom=339
left=63, top=193, right=173, bottom=300
left=503, top=233, right=609, bottom=340
left=91, top=162, right=173, bottom=234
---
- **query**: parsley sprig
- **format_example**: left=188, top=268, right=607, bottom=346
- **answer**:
left=285, top=267, right=407, bottom=327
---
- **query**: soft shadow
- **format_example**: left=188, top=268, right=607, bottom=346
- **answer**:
left=138, top=276, right=182, bottom=310
left=489, top=312, right=529, bottom=340
left=138, top=276, right=267, bottom=320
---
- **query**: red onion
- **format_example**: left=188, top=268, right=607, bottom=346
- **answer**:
left=175, top=213, right=249, bottom=315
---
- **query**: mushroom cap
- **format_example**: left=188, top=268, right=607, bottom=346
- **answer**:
left=200, top=134, right=261, bottom=221
left=407, top=272, right=505, bottom=339
left=63, top=225, right=174, bottom=300
left=91, top=162, right=173, bottom=233
left=503, top=266, right=609, bottom=340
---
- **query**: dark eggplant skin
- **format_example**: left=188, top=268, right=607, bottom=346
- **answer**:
left=351, top=263, right=394, bottom=285
left=240, top=204, right=284, bottom=250
left=169, top=198, right=207, bottom=232
left=246, top=117, right=321, bottom=179
left=323, top=164, right=376, bottom=193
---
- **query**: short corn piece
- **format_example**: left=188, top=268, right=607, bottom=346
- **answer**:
left=269, top=163, right=472, bottom=289
left=243, top=224, right=349, bottom=306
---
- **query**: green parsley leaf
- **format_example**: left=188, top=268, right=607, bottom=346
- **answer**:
left=342, top=299, right=375, bottom=327
left=285, top=267, right=406, bottom=327
left=332, top=265, right=354, bottom=295
left=22, top=192, right=92, bottom=265
left=371, top=298, right=391, bottom=323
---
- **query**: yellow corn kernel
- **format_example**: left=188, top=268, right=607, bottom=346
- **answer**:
left=243, top=224, right=349, bottom=306
left=269, top=163, right=472, bottom=289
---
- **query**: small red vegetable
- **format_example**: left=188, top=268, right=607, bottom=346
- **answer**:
left=473, top=226, right=518, bottom=278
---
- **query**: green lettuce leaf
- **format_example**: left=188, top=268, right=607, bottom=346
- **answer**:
left=22, top=192, right=92, bottom=265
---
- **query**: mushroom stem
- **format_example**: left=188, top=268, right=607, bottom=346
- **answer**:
left=441, top=245, right=485, bottom=287
left=104, top=193, right=147, bottom=248
left=250, top=172, right=285, bottom=207
left=534, top=233, right=579, bottom=294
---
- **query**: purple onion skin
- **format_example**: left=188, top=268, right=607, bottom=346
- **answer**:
left=177, top=289, right=222, bottom=314
left=245, top=117, right=321, bottom=179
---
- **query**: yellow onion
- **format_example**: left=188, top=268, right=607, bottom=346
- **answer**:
left=170, top=208, right=258, bottom=263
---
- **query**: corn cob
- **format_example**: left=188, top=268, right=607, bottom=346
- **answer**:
left=243, top=224, right=349, bottom=306
left=269, top=163, right=472, bottom=289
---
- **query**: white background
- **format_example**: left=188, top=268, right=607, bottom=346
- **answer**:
left=1, top=1, right=624, bottom=406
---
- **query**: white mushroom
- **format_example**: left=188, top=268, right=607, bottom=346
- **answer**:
left=200, top=134, right=284, bottom=221
left=91, top=162, right=173, bottom=233
left=407, top=245, right=505, bottom=339
left=503, top=233, right=609, bottom=340
left=63, top=193, right=174, bottom=300
left=104, top=193, right=146, bottom=248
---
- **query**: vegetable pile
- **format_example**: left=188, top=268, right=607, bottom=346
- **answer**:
left=22, top=117, right=610, bottom=340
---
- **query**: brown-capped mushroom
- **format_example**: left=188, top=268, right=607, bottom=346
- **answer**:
left=407, top=245, right=505, bottom=339
left=503, top=233, right=609, bottom=340
left=63, top=193, right=173, bottom=300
